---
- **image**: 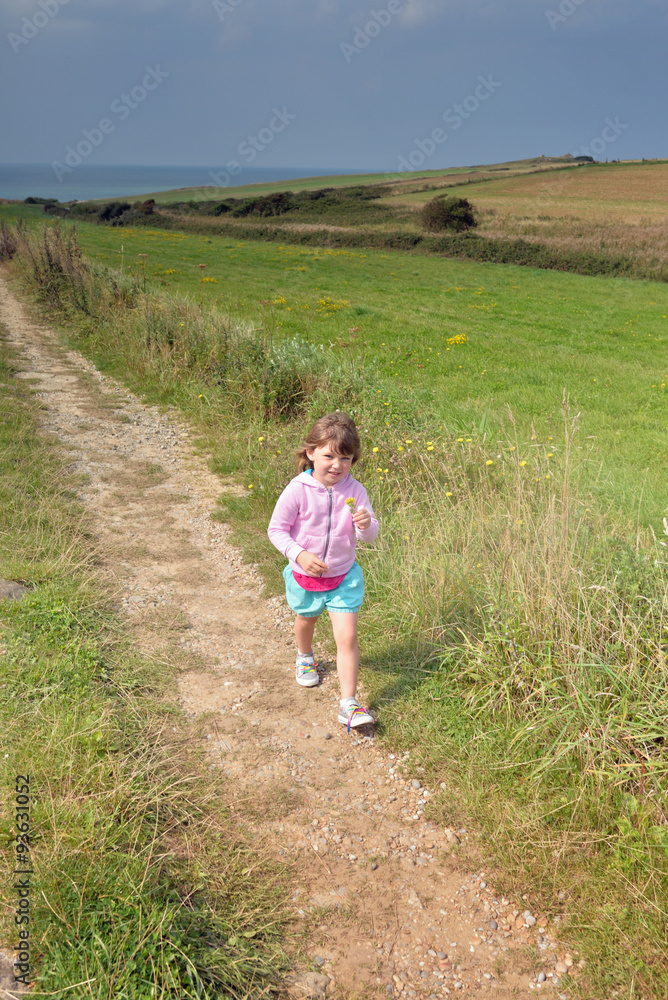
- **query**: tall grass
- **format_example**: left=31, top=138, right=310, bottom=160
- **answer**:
left=3, top=220, right=668, bottom=996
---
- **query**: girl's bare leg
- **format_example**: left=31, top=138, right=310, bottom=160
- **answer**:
left=294, top=614, right=317, bottom=655
left=328, top=611, right=359, bottom=700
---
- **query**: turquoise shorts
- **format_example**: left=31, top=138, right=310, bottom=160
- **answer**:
left=283, top=562, right=364, bottom=617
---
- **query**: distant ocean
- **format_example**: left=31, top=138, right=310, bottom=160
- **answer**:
left=0, top=164, right=363, bottom=203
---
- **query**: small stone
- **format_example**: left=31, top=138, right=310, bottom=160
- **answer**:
left=313, top=956, right=326, bottom=967
left=537, top=972, right=546, bottom=983
left=444, top=829, right=461, bottom=844
left=555, top=961, right=567, bottom=975
left=490, top=920, right=498, bottom=930
left=454, top=982, right=463, bottom=990
left=412, top=779, right=422, bottom=789
left=524, top=911, right=536, bottom=927
left=437, top=952, right=447, bottom=960
left=0, top=580, right=30, bottom=602
left=297, top=971, right=331, bottom=998
left=371, top=862, right=379, bottom=871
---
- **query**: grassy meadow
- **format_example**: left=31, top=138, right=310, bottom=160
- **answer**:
left=1, top=198, right=668, bottom=998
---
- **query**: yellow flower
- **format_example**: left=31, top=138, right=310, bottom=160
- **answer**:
left=372, top=447, right=379, bottom=453
left=398, top=446, right=404, bottom=452
left=519, top=460, right=527, bottom=466
left=446, top=491, right=453, bottom=497
left=405, top=439, right=412, bottom=444
left=427, top=446, right=434, bottom=451
left=547, top=452, right=553, bottom=457
left=486, top=460, right=494, bottom=466
left=457, top=437, right=464, bottom=442
left=258, top=436, right=265, bottom=442
left=248, top=484, right=253, bottom=489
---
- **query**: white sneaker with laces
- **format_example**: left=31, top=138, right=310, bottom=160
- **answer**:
left=338, top=697, right=375, bottom=731
left=295, top=653, right=319, bottom=687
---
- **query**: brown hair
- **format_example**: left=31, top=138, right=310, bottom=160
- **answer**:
left=296, top=412, right=362, bottom=473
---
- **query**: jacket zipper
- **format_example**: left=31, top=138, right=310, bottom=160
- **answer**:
left=322, top=488, right=333, bottom=561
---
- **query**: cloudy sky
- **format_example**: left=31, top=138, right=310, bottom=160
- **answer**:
left=1, top=0, right=666, bottom=172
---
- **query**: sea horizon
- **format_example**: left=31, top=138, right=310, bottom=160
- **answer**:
left=0, top=163, right=371, bottom=204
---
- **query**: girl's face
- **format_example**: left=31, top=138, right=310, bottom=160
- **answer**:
left=306, top=441, right=353, bottom=488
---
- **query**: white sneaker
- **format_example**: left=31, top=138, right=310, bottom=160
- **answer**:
left=295, top=654, right=319, bottom=687
left=338, top=698, right=375, bottom=731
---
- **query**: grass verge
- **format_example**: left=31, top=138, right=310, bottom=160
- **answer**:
left=0, top=314, right=292, bottom=997
left=1, top=221, right=667, bottom=998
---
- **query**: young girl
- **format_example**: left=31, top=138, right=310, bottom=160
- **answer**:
left=267, top=412, right=379, bottom=730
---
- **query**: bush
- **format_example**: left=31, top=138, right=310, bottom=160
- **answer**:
left=98, top=201, right=131, bottom=222
left=24, top=196, right=59, bottom=205
left=421, top=195, right=477, bottom=233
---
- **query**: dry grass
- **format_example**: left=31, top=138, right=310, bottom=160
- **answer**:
left=396, top=162, right=668, bottom=274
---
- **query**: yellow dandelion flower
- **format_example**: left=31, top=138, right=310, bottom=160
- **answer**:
left=248, top=484, right=254, bottom=489
left=486, top=460, right=494, bottom=466
left=405, top=439, right=412, bottom=444
left=457, top=437, right=464, bottom=442
left=519, top=460, right=527, bottom=466
left=446, top=491, right=453, bottom=497
left=372, top=447, right=379, bottom=453
left=398, top=446, right=404, bottom=452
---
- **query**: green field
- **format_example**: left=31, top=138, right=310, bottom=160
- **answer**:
left=2, top=205, right=668, bottom=997
left=12, top=208, right=665, bottom=525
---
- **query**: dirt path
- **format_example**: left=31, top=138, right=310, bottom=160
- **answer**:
left=0, top=274, right=576, bottom=1000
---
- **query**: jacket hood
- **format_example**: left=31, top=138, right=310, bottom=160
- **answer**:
left=296, top=470, right=354, bottom=491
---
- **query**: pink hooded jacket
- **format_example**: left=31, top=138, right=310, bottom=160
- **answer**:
left=267, top=471, right=379, bottom=578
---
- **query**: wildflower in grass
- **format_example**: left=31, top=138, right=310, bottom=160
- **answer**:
left=344, top=497, right=357, bottom=514
left=447, top=333, right=468, bottom=345
left=372, top=447, right=379, bottom=453
left=258, top=437, right=265, bottom=442
left=520, top=460, right=527, bottom=467
left=427, top=446, right=434, bottom=452
left=405, top=439, right=412, bottom=444
left=446, top=491, right=453, bottom=497
left=457, top=437, right=464, bottom=442
left=547, top=452, right=554, bottom=457
left=486, top=460, right=494, bottom=466
left=398, top=446, right=404, bottom=452
left=248, top=484, right=254, bottom=489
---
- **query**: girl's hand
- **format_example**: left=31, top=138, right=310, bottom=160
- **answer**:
left=296, top=550, right=329, bottom=576
left=352, top=507, right=371, bottom=531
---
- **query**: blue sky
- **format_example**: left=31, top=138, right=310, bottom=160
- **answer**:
left=1, top=0, right=666, bottom=172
